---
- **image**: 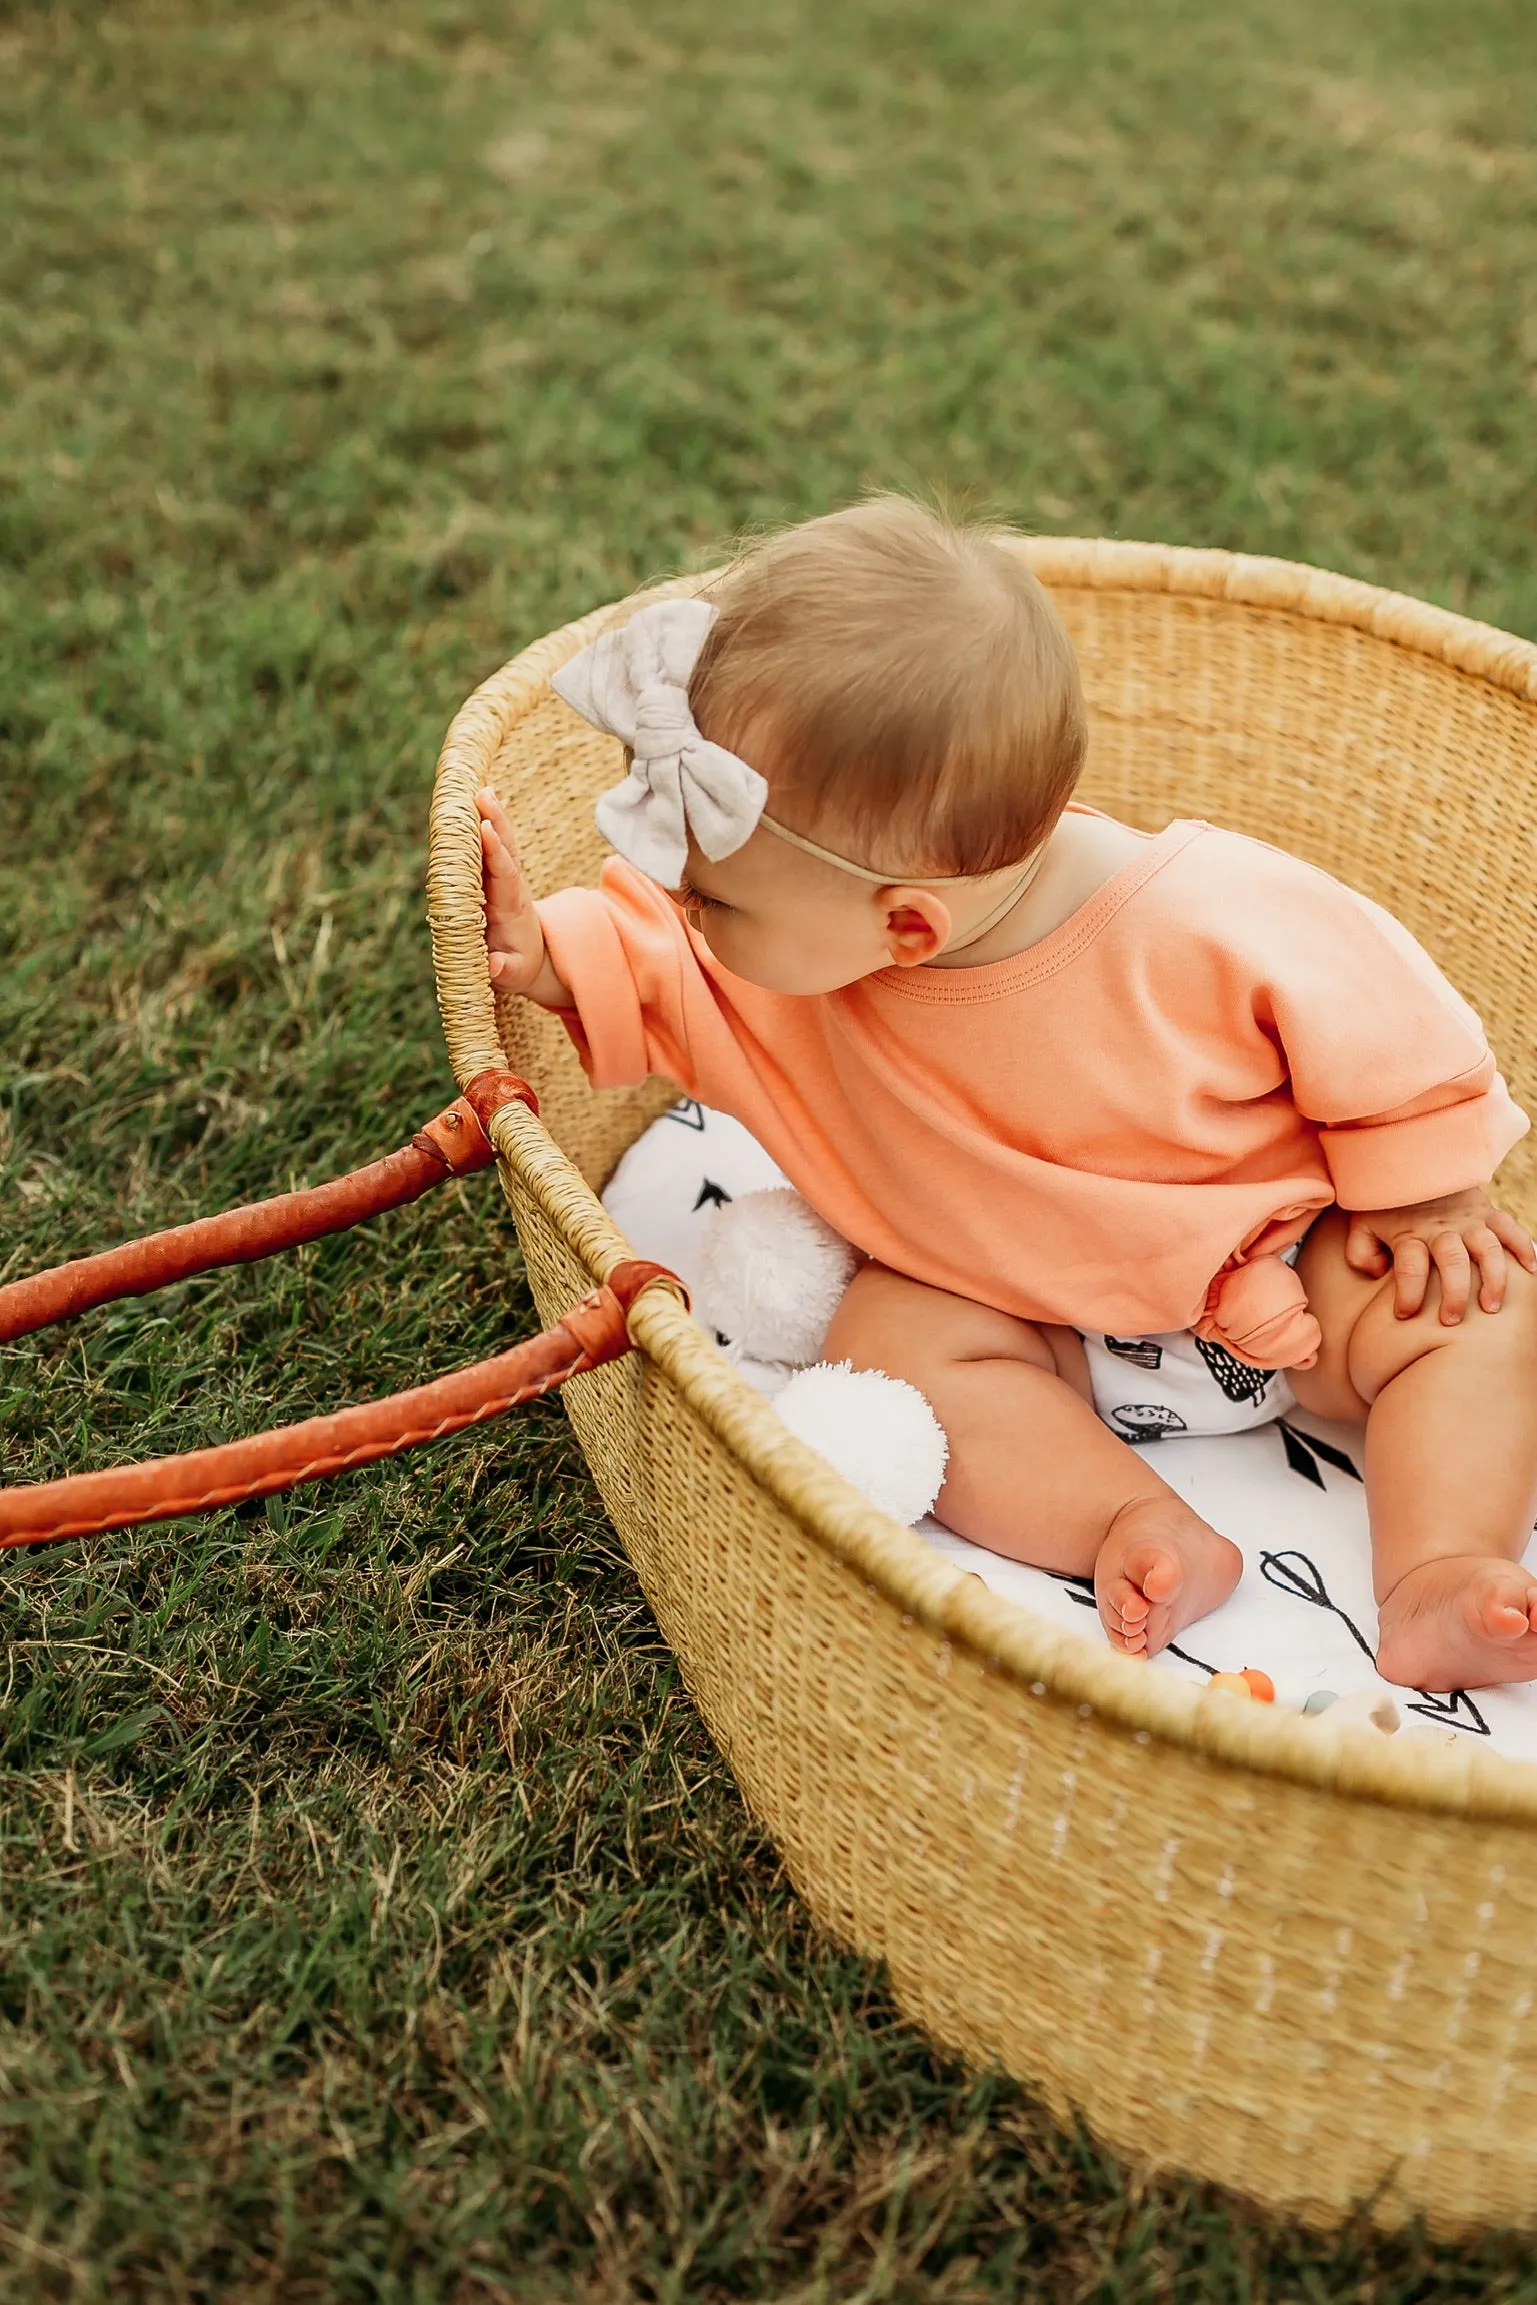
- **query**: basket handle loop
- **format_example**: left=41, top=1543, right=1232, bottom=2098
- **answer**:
left=0, top=1064, right=687, bottom=1549
left=0, top=1068, right=538, bottom=1346
left=0, top=1260, right=677, bottom=1551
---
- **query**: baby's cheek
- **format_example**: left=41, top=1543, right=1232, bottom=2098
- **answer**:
left=705, top=919, right=791, bottom=990
left=693, top=913, right=752, bottom=974
left=719, top=920, right=778, bottom=978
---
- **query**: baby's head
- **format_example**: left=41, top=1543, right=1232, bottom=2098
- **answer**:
left=561, top=496, right=1088, bottom=994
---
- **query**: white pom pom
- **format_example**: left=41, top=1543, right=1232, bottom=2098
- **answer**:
left=695, top=1188, right=861, bottom=1367
left=775, top=1361, right=949, bottom=1526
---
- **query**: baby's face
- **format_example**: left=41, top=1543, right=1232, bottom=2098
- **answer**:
left=668, top=821, right=951, bottom=995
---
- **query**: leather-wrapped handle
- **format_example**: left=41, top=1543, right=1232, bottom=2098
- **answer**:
left=0, top=1046, right=690, bottom=1548
left=0, top=1068, right=537, bottom=1344
left=0, top=1289, right=626, bottom=1547
left=0, top=1261, right=681, bottom=1550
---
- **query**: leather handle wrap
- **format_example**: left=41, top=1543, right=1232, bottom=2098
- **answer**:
left=0, top=1066, right=687, bottom=1549
left=0, top=1266, right=681, bottom=1550
left=0, top=1068, right=537, bottom=1345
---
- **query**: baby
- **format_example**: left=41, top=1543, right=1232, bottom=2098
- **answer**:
left=476, top=496, right=1537, bottom=1694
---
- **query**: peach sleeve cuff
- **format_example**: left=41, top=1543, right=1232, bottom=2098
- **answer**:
left=1319, top=1064, right=1529, bottom=1210
left=535, top=887, right=652, bottom=1090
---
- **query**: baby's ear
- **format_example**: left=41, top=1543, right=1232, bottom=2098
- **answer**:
left=882, top=889, right=951, bottom=968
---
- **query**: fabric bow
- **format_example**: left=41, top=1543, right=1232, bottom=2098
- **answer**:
left=550, top=597, right=768, bottom=887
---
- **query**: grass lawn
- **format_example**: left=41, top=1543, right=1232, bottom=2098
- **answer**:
left=2, top=0, right=1536, bottom=2295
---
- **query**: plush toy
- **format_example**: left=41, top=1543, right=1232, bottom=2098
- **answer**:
left=695, top=1187, right=861, bottom=1368
left=696, top=1187, right=949, bottom=1525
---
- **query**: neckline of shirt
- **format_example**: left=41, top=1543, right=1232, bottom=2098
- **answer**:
left=867, top=818, right=1210, bottom=1004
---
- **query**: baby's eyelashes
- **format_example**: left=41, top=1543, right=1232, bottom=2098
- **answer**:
left=674, top=877, right=728, bottom=915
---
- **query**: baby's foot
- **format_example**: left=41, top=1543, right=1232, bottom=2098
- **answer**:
left=1094, top=1495, right=1243, bottom=1658
left=1375, top=1556, right=1537, bottom=1692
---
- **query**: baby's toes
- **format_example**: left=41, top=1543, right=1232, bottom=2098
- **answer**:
left=1114, top=1576, right=1151, bottom=1627
left=1120, top=1541, right=1183, bottom=1608
left=1099, top=1577, right=1149, bottom=1653
left=1474, top=1570, right=1537, bottom=1644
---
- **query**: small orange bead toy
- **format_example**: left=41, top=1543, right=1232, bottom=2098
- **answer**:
left=1205, top=1668, right=1278, bottom=1702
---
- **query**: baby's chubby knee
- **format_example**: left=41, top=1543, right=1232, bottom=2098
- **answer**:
left=1293, top=1205, right=1537, bottom=1415
left=1347, top=1241, right=1537, bottom=1405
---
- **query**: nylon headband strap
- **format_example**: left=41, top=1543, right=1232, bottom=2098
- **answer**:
left=759, top=812, right=1047, bottom=953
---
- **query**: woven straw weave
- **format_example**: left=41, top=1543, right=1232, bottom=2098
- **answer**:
left=428, top=541, right=1537, bottom=2235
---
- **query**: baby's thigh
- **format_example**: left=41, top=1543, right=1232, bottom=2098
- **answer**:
left=823, top=1263, right=1093, bottom=1405
left=1289, top=1209, right=1381, bottom=1423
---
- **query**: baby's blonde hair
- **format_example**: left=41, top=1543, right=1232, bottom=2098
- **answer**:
left=690, top=495, right=1087, bottom=876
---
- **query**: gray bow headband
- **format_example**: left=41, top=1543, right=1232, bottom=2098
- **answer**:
left=550, top=598, right=766, bottom=888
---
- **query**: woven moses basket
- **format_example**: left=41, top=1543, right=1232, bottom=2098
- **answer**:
left=428, top=539, right=1537, bottom=2237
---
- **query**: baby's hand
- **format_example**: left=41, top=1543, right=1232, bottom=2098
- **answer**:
left=1345, top=1189, right=1537, bottom=1323
left=476, top=787, right=572, bottom=1009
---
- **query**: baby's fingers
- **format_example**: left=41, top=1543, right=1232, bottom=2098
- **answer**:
left=1468, top=1225, right=1508, bottom=1314
left=479, top=810, right=522, bottom=891
left=1489, top=1206, right=1537, bottom=1276
left=479, top=808, right=531, bottom=932
left=476, top=784, right=519, bottom=849
left=1391, top=1234, right=1431, bottom=1319
left=1430, top=1230, right=1473, bottom=1325
left=478, top=789, right=524, bottom=869
left=1344, top=1214, right=1391, bottom=1278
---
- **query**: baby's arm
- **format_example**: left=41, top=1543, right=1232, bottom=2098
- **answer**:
left=1229, top=852, right=1537, bottom=1326
left=477, top=799, right=719, bottom=1096
left=476, top=787, right=572, bottom=1010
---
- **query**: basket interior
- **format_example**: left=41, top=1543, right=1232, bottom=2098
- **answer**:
left=477, top=566, right=1537, bottom=1225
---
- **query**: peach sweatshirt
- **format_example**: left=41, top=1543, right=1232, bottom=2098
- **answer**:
left=537, top=816, right=1528, bottom=1368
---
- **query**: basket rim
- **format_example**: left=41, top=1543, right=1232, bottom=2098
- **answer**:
left=428, top=537, right=1537, bottom=1828
left=1023, top=535, right=1537, bottom=701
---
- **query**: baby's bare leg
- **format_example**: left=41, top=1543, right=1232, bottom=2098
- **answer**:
left=1293, top=1210, right=1537, bottom=1690
left=822, top=1264, right=1241, bottom=1655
